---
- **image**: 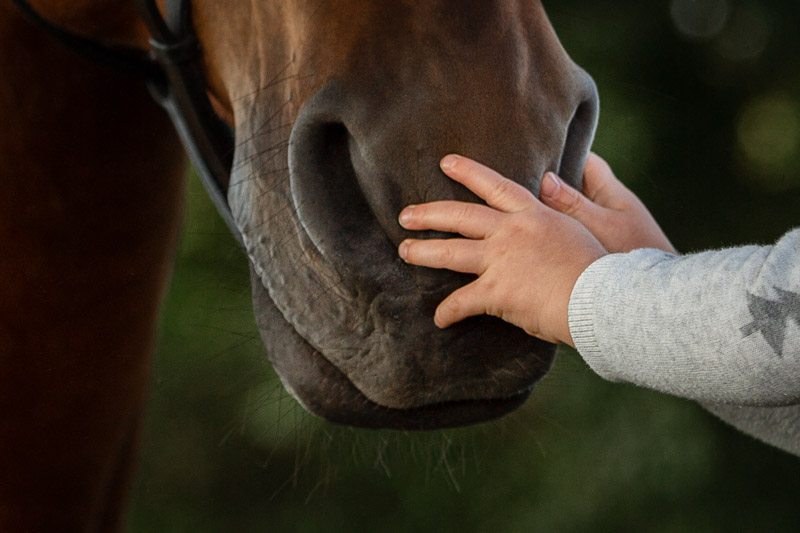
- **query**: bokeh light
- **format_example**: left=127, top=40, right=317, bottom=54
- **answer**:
left=737, top=93, right=800, bottom=189
left=670, top=0, right=729, bottom=40
left=715, top=2, right=771, bottom=60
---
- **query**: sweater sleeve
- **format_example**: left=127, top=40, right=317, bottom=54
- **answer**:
left=568, top=228, right=800, bottom=408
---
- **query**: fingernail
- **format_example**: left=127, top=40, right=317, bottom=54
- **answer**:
left=399, top=205, right=415, bottom=227
left=441, top=154, right=459, bottom=171
left=398, top=240, right=410, bottom=260
left=540, top=172, right=561, bottom=199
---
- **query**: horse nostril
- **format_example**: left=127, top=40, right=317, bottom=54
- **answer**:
left=288, top=117, right=397, bottom=289
left=557, top=76, right=600, bottom=188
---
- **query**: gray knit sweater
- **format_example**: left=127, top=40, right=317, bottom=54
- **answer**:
left=568, top=228, right=800, bottom=456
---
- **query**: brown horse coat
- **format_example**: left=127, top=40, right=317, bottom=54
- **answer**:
left=1, top=1, right=184, bottom=530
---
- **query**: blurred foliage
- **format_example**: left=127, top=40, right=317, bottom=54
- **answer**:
left=129, top=1, right=800, bottom=531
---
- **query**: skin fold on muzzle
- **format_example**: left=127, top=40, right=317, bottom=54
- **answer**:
left=213, top=1, right=599, bottom=429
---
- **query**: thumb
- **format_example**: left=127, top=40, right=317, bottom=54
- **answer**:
left=539, top=171, right=604, bottom=225
left=581, top=152, right=632, bottom=210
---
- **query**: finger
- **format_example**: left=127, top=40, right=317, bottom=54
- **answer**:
left=399, top=201, right=500, bottom=239
left=582, top=153, right=632, bottom=209
left=440, top=154, right=535, bottom=213
left=399, top=238, right=485, bottom=274
left=539, top=171, right=607, bottom=227
left=433, top=281, right=487, bottom=328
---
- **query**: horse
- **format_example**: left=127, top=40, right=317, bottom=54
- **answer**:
left=0, top=0, right=598, bottom=530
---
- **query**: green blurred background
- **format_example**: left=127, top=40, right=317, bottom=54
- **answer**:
left=128, top=1, right=800, bottom=531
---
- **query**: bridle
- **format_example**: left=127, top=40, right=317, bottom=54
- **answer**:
left=10, top=0, right=243, bottom=246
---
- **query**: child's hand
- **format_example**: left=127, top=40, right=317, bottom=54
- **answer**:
left=398, top=155, right=607, bottom=345
left=540, top=153, right=676, bottom=254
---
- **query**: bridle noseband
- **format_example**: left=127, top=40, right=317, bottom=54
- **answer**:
left=11, top=0, right=243, bottom=246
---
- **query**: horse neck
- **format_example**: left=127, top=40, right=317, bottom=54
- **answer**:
left=0, top=3, right=185, bottom=530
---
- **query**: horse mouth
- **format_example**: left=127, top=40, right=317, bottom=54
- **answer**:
left=249, top=271, right=542, bottom=430
left=231, top=67, right=596, bottom=429
left=236, top=115, right=557, bottom=428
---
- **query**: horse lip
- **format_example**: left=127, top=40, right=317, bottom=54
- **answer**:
left=250, top=270, right=542, bottom=429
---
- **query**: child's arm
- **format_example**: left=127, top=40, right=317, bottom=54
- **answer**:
left=399, top=154, right=800, bottom=455
left=399, top=154, right=800, bottom=404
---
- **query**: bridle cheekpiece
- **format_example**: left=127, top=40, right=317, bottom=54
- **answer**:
left=11, top=0, right=243, bottom=246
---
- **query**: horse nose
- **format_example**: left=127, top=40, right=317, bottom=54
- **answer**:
left=287, top=85, right=400, bottom=289
left=557, top=70, right=600, bottom=189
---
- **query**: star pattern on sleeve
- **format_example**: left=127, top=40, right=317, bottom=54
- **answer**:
left=740, top=288, right=800, bottom=358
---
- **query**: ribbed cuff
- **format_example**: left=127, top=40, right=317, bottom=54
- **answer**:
left=568, top=254, right=618, bottom=363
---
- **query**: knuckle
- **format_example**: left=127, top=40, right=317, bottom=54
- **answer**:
left=444, top=203, right=471, bottom=233
left=498, top=216, right=534, bottom=243
left=561, top=189, right=584, bottom=215
left=437, top=244, right=454, bottom=265
left=492, top=241, right=512, bottom=259
left=507, top=217, right=530, bottom=235
left=454, top=203, right=472, bottom=224
left=490, top=178, right=514, bottom=201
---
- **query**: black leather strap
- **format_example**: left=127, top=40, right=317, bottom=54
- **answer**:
left=133, top=0, right=242, bottom=246
left=10, top=0, right=159, bottom=80
left=11, top=0, right=243, bottom=247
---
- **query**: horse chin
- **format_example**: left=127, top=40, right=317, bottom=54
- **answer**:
left=249, top=270, right=540, bottom=430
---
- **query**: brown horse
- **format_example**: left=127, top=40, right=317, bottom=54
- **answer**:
left=1, top=0, right=597, bottom=530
